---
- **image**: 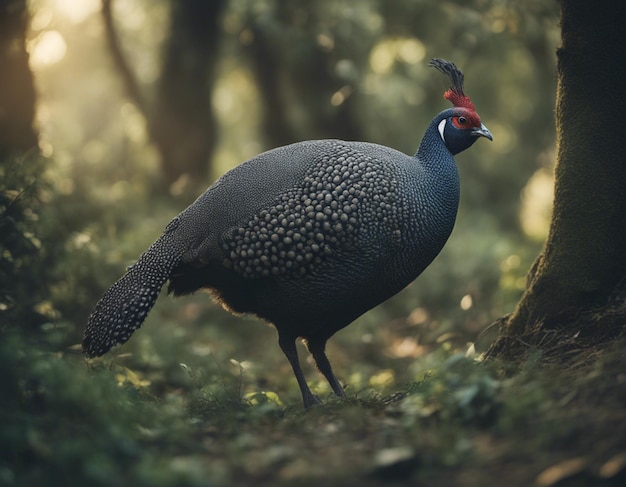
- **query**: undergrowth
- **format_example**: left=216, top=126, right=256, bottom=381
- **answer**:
left=2, top=330, right=625, bottom=487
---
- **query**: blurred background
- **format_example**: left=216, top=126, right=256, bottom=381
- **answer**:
left=8, top=0, right=559, bottom=403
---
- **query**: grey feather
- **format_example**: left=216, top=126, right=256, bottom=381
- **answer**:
left=83, top=220, right=182, bottom=357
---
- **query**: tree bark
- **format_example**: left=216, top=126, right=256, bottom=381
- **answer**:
left=0, top=0, right=38, bottom=158
left=487, top=0, right=626, bottom=358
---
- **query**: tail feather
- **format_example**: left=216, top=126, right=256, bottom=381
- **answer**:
left=83, top=231, right=182, bottom=358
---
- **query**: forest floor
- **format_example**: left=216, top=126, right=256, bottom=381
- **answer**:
left=2, top=326, right=626, bottom=487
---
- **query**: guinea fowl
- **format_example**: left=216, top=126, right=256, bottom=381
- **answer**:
left=83, top=58, right=492, bottom=409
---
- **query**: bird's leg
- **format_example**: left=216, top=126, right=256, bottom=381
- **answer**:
left=306, top=338, right=346, bottom=399
left=278, top=334, right=321, bottom=409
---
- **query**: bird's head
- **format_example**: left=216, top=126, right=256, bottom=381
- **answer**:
left=429, top=58, right=493, bottom=155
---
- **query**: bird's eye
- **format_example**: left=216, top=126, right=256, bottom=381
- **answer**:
left=451, top=115, right=471, bottom=129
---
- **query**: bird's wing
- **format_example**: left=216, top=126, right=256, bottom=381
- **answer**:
left=181, top=140, right=408, bottom=280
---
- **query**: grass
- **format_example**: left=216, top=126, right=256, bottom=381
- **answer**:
left=2, top=326, right=625, bottom=487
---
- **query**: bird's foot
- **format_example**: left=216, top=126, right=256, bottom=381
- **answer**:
left=302, top=393, right=323, bottom=410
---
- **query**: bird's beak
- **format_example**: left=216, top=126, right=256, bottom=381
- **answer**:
left=472, top=123, right=493, bottom=141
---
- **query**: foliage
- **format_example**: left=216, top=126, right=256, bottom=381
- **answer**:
left=4, top=1, right=624, bottom=486
left=0, top=333, right=197, bottom=487
left=0, top=153, right=54, bottom=332
left=24, top=0, right=559, bottom=356
left=2, top=333, right=625, bottom=486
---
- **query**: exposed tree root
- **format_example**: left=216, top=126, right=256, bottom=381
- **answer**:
left=485, top=296, right=626, bottom=368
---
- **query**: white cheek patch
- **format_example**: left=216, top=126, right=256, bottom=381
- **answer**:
left=438, top=119, right=446, bottom=143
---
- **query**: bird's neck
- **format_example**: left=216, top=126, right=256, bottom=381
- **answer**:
left=415, top=120, right=456, bottom=173
left=410, top=119, right=460, bottom=214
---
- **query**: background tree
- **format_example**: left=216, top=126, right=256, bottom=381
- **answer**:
left=0, top=0, right=37, bottom=157
left=487, top=0, right=626, bottom=359
left=242, top=0, right=369, bottom=148
left=102, top=0, right=227, bottom=194
left=0, top=0, right=52, bottom=332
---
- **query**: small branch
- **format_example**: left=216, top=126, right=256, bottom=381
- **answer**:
left=100, top=0, right=148, bottom=116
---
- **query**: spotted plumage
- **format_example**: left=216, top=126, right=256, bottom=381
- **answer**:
left=222, top=143, right=400, bottom=279
left=83, top=59, right=492, bottom=408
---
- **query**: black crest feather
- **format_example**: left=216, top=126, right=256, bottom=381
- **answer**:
left=429, top=58, right=475, bottom=110
left=429, top=58, right=465, bottom=95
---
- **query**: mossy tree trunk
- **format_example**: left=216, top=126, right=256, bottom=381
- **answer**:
left=487, top=0, right=626, bottom=359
